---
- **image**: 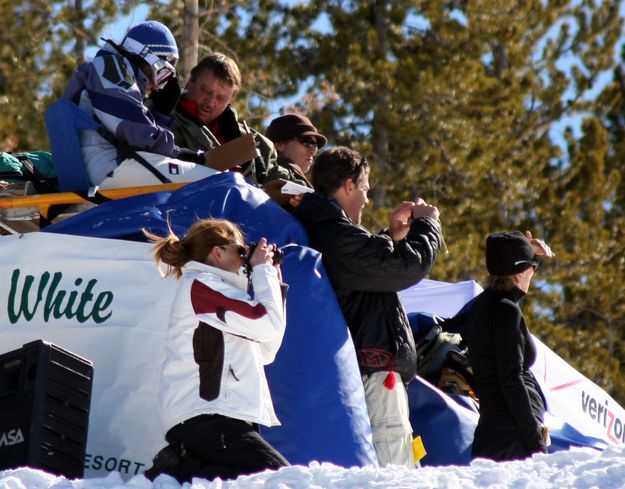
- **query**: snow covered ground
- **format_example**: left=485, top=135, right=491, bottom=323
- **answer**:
left=3, top=446, right=625, bottom=489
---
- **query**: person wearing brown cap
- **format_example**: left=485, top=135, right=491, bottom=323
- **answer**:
left=267, top=113, right=327, bottom=178
left=264, top=113, right=327, bottom=210
left=462, top=230, right=555, bottom=462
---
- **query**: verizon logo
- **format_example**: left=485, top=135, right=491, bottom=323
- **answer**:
left=0, top=428, right=24, bottom=447
left=581, top=391, right=625, bottom=445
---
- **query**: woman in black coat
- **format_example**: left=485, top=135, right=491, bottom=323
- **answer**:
left=467, top=230, right=554, bottom=461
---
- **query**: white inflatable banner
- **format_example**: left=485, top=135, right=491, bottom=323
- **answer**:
left=400, top=278, right=483, bottom=318
left=0, top=232, right=174, bottom=478
left=400, top=278, right=625, bottom=448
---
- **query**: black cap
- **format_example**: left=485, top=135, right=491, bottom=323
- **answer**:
left=486, top=231, right=536, bottom=276
left=266, top=113, right=327, bottom=148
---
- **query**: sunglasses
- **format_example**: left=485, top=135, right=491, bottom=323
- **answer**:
left=221, top=243, right=248, bottom=260
left=351, top=156, right=368, bottom=178
left=296, top=138, right=318, bottom=150
left=514, top=259, right=539, bottom=270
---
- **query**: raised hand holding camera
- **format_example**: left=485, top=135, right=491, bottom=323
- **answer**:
left=245, top=238, right=283, bottom=268
left=389, top=197, right=441, bottom=242
left=248, top=238, right=274, bottom=267
left=412, top=197, right=440, bottom=221
left=389, top=201, right=417, bottom=241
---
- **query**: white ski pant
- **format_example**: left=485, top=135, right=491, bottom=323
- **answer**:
left=362, top=371, right=416, bottom=468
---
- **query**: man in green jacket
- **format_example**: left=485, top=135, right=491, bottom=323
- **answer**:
left=172, top=53, right=289, bottom=185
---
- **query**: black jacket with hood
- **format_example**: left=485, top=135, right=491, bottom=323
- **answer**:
left=293, top=192, right=443, bottom=384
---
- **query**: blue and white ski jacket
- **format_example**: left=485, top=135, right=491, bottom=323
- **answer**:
left=63, top=43, right=183, bottom=185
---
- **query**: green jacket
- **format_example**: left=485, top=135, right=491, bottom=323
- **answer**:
left=172, top=104, right=291, bottom=186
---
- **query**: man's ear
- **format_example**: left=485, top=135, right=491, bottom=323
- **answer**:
left=342, top=177, right=354, bottom=195
left=333, top=179, right=352, bottom=211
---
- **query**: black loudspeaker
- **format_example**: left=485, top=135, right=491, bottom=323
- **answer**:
left=0, top=340, right=93, bottom=478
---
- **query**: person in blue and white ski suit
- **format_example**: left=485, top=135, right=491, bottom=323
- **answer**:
left=63, top=21, right=217, bottom=189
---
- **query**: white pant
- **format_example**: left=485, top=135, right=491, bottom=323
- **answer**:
left=99, top=152, right=219, bottom=189
left=362, top=371, right=416, bottom=468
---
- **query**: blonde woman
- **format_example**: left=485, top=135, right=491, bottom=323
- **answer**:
left=143, top=218, right=288, bottom=482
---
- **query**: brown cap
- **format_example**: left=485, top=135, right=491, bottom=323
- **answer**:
left=266, top=113, right=327, bottom=148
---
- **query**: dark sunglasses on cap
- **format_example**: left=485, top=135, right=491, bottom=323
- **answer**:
left=221, top=243, right=248, bottom=260
left=514, top=259, right=539, bottom=270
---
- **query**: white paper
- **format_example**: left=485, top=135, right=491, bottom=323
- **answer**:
left=280, top=180, right=314, bottom=195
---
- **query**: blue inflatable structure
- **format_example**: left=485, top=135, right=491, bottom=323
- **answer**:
left=48, top=173, right=376, bottom=467
left=46, top=173, right=605, bottom=467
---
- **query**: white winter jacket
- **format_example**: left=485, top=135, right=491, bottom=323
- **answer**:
left=159, top=261, right=286, bottom=429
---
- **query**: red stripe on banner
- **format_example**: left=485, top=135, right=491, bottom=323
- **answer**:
left=549, top=379, right=583, bottom=392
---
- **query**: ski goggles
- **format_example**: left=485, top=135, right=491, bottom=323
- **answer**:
left=122, top=37, right=177, bottom=91
left=151, top=58, right=176, bottom=90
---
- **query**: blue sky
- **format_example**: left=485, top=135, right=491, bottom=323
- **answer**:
left=84, top=4, right=149, bottom=59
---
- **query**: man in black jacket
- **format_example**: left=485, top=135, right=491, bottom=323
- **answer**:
left=293, top=146, right=443, bottom=468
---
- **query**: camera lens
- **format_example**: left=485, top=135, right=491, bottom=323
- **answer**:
left=272, top=246, right=284, bottom=265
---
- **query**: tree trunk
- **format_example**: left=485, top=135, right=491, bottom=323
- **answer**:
left=74, top=0, right=85, bottom=62
left=180, top=0, right=199, bottom=83
left=371, top=0, right=390, bottom=207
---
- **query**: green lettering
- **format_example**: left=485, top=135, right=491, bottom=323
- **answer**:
left=6, top=270, right=113, bottom=325
left=7, top=269, right=48, bottom=324
left=43, top=272, right=64, bottom=322
left=76, top=279, right=96, bottom=322
left=60, top=278, right=83, bottom=320
left=92, top=291, right=114, bottom=323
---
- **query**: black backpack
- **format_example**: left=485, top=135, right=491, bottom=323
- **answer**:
left=415, top=311, right=478, bottom=399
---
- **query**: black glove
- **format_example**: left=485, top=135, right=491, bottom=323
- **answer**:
left=177, top=148, right=205, bottom=164
left=149, top=76, right=182, bottom=116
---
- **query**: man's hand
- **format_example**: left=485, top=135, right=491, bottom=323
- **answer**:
left=389, top=198, right=440, bottom=241
left=412, top=198, right=440, bottom=221
left=388, top=201, right=416, bottom=241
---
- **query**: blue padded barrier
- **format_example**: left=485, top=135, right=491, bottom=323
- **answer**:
left=45, top=100, right=97, bottom=192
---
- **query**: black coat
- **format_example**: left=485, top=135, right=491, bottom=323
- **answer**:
left=293, top=192, right=443, bottom=384
left=466, top=287, right=547, bottom=461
